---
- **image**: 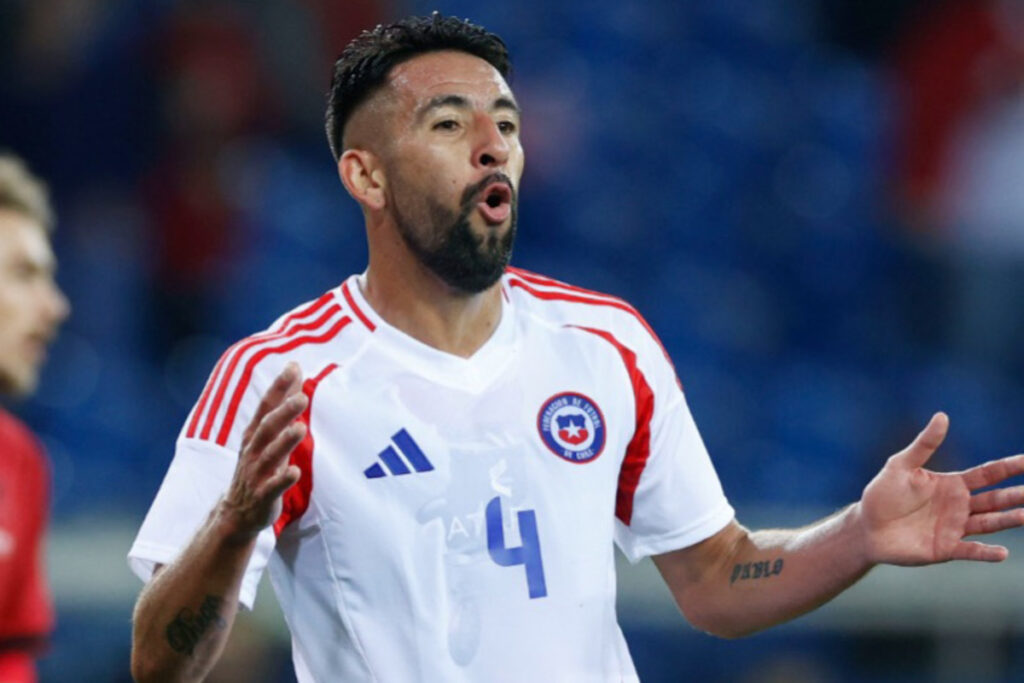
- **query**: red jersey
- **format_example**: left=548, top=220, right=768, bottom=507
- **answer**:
left=0, top=408, right=54, bottom=681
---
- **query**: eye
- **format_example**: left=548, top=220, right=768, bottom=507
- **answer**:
left=497, top=120, right=518, bottom=135
left=433, top=119, right=460, bottom=131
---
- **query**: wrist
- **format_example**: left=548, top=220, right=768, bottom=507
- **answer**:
left=841, top=501, right=876, bottom=568
left=211, top=499, right=262, bottom=548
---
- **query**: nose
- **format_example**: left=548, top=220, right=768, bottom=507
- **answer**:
left=472, top=114, right=510, bottom=169
left=44, top=280, right=70, bottom=324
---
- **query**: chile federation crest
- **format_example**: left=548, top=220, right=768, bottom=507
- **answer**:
left=537, top=392, right=606, bottom=464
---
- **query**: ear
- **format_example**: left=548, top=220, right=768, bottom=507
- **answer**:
left=338, top=149, right=387, bottom=211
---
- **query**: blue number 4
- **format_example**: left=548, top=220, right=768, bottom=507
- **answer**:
left=485, top=496, right=547, bottom=599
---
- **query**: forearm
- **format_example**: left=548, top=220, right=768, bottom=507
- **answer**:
left=130, top=502, right=257, bottom=682
left=655, top=504, right=873, bottom=638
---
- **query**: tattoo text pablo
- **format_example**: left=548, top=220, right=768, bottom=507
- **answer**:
left=730, top=558, right=784, bottom=585
left=165, top=595, right=226, bottom=656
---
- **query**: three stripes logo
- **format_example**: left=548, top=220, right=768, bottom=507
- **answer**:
left=364, top=429, right=434, bottom=479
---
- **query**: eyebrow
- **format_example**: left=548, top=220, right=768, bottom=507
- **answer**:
left=416, top=94, right=521, bottom=121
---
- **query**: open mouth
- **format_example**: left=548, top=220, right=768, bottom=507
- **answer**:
left=477, top=183, right=512, bottom=225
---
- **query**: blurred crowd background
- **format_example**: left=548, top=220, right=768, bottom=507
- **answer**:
left=3, top=0, right=1024, bottom=681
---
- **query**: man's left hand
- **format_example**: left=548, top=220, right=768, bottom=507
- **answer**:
left=859, top=412, right=1024, bottom=565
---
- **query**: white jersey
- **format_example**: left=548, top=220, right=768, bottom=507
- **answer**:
left=129, top=268, right=734, bottom=682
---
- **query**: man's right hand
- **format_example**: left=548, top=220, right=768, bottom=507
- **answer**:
left=131, top=363, right=309, bottom=682
left=220, top=362, right=308, bottom=541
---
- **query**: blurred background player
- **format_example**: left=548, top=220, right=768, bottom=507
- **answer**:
left=0, top=153, right=70, bottom=682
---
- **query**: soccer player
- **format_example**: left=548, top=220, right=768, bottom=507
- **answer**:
left=129, top=14, right=1024, bottom=682
left=0, top=153, right=70, bottom=682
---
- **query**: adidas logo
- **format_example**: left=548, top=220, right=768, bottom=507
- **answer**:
left=364, top=429, right=435, bottom=479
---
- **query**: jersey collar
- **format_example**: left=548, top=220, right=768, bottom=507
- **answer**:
left=339, top=273, right=518, bottom=392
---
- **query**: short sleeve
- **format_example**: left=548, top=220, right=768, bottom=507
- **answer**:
left=129, top=333, right=288, bottom=609
left=127, top=438, right=276, bottom=610
left=605, top=319, right=734, bottom=563
left=129, top=307, right=330, bottom=609
left=613, top=393, right=734, bottom=562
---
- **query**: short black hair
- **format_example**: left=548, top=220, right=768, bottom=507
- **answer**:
left=325, top=13, right=511, bottom=161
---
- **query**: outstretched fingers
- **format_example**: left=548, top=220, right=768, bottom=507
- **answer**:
left=964, top=508, right=1024, bottom=536
left=257, top=461, right=303, bottom=502
left=970, top=484, right=1024, bottom=513
left=962, top=454, right=1024, bottom=491
left=242, top=363, right=303, bottom=446
left=253, top=416, right=306, bottom=501
left=246, top=392, right=308, bottom=458
left=255, top=420, right=307, bottom=476
left=891, top=412, right=949, bottom=470
left=949, top=540, right=1009, bottom=563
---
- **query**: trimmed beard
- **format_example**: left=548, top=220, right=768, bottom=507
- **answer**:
left=393, top=173, right=517, bottom=294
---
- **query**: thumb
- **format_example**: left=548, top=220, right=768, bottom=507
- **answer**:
left=892, top=412, right=949, bottom=470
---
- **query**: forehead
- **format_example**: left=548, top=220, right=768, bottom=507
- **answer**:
left=387, top=50, right=515, bottom=111
left=0, top=209, right=54, bottom=268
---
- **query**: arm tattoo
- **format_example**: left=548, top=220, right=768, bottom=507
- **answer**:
left=730, top=558, right=784, bottom=585
left=165, top=595, right=227, bottom=656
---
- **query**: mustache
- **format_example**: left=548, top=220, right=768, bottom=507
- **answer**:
left=459, top=172, right=516, bottom=207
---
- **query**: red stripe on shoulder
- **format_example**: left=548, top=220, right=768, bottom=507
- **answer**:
left=273, top=362, right=339, bottom=536
left=508, top=267, right=626, bottom=303
left=506, top=269, right=681, bottom=388
left=507, top=274, right=635, bottom=315
left=187, top=292, right=335, bottom=439
left=341, top=280, right=376, bottom=332
left=570, top=325, right=654, bottom=527
left=200, top=303, right=343, bottom=441
left=214, top=315, right=352, bottom=446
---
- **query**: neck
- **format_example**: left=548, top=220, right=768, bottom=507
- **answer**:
left=361, top=236, right=503, bottom=358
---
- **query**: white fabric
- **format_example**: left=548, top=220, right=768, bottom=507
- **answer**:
left=129, top=271, right=734, bottom=682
